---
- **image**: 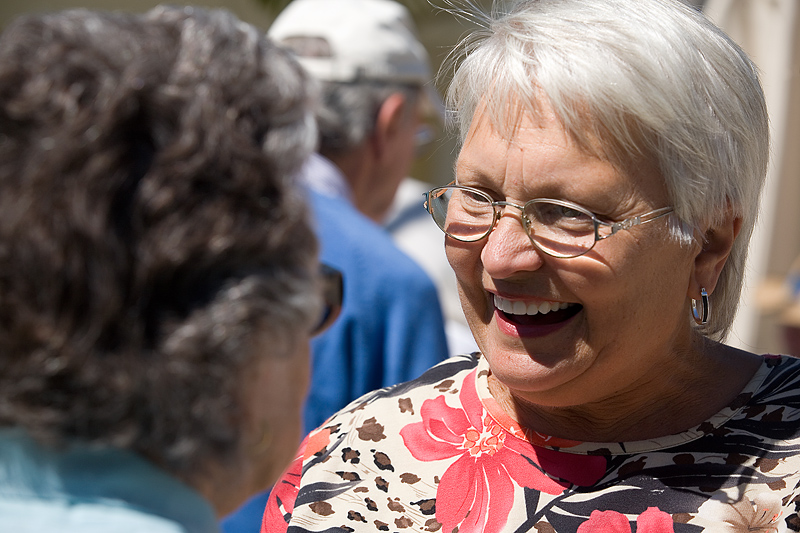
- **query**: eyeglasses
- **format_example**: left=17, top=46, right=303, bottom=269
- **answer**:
left=311, top=264, right=343, bottom=336
left=424, top=184, right=673, bottom=258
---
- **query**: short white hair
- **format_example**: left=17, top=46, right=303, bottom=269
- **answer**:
left=446, top=0, right=769, bottom=340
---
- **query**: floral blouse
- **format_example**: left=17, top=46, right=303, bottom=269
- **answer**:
left=262, top=353, right=800, bottom=533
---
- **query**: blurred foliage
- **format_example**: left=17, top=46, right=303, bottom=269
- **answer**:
left=252, top=0, right=288, bottom=14
left=254, top=0, right=456, bottom=18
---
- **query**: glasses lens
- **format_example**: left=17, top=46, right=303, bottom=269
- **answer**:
left=429, top=186, right=494, bottom=241
left=312, top=264, right=343, bottom=336
left=523, top=200, right=597, bottom=258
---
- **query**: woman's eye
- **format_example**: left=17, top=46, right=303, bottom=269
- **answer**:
left=527, top=202, right=595, bottom=233
left=449, top=189, right=492, bottom=217
left=560, top=206, right=586, bottom=219
left=464, top=191, right=488, bottom=203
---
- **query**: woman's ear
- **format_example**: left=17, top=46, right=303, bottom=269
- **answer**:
left=690, top=207, right=742, bottom=298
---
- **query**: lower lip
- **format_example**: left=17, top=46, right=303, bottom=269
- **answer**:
left=494, top=308, right=576, bottom=339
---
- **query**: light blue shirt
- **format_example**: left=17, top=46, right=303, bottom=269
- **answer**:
left=0, top=428, right=218, bottom=533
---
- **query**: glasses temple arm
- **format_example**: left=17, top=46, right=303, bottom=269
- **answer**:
left=604, top=207, right=674, bottom=237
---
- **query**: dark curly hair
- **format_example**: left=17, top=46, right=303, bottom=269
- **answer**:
left=0, top=6, right=320, bottom=482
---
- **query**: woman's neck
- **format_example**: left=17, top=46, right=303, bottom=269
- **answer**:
left=487, top=340, right=763, bottom=443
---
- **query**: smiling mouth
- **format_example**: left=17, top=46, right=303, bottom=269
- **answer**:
left=493, top=294, right=582, bottom=326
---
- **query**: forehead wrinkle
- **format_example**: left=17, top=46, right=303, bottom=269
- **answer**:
left=502, top=139, right=525, bottom=195
left=457, top=112, right=511, bottom=187
left=460, top=102, right=666, bottom=213
left=508, top=111, right=593, bottom=200
left=507, top=97, right=644, bottom=199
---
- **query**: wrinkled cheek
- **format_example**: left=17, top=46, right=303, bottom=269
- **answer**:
left=446, top=239, right=491, bottom=328
left=446, top=238, right=483, bottom=287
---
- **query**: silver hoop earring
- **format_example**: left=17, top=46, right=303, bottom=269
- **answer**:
left=692, top=288, right=710, bottom=325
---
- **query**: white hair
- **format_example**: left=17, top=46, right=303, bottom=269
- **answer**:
left=446, top=0, right=769, bottom=340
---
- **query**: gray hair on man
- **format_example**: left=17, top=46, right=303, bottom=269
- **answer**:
left=268, top=0, right=441, bottom=156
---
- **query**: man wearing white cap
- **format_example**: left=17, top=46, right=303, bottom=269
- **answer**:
left=220, top=2, right=450, bottom=531
left=269, top=0, right=445, bottom=222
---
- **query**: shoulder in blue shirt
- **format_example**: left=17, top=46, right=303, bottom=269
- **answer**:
left=306, top=190, right=449, bottom=432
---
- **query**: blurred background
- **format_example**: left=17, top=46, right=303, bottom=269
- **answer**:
left=1, top=0, right=798, bottom=357
left=0, top=0, right=481, bottom=200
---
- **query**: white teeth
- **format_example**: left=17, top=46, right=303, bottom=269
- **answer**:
left=494, top=294, right=571, bottom=316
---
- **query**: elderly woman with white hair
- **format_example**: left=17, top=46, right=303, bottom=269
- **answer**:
left=262, top=0, right=800, bottom=531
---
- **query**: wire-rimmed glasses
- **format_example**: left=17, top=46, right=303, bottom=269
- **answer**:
left=424, top=184, right=674, bottom=258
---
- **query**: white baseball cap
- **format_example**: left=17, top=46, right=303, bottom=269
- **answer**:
left=268, top=0, right=444, bottom=121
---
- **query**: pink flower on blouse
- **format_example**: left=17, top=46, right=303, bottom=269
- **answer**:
left=262, top=429, right=332, bottom=533
left=400, top=370, right=606, bottom=533
left=577, top=507, right=675, bottom=533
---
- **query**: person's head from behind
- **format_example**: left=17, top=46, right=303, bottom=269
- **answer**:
left=423, top=0, right=768, bottom=419
left=0, top=5, right=323, bottom=515
left=269, top=0, right=442, bottom=222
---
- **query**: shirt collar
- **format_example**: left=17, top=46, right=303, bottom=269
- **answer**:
left=298, top=152, right=354, bottom=204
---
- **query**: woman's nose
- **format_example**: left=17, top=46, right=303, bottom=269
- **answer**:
left=480, top=212, right=545, bottom=278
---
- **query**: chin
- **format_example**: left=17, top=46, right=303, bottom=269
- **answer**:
left=485, top=337, right=589, bottom=388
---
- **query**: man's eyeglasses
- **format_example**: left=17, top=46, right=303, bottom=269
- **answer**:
left=424, top=184, right=673, bottom=259
left=311, top=264, right=343, bottom=336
